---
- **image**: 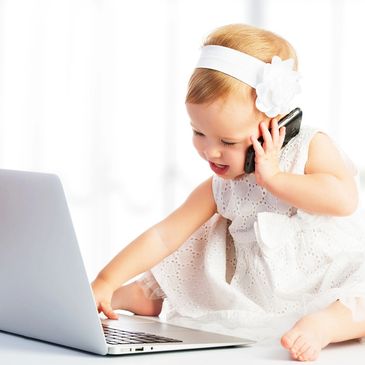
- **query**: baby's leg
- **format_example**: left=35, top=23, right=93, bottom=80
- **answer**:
left=281, top=300, right=365, bottom=361
left=111, top=280, right=163, bottom=316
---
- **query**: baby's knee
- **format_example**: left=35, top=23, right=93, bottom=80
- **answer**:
left=146, top=297, right=163, bottom=317
left=135, top=280, right=164, bottom=316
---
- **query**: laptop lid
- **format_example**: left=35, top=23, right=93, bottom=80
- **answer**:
left=0, top=169, right=108, bottom=355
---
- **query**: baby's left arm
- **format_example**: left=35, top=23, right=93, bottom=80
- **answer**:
left=254, top=122, right=358, bottom=216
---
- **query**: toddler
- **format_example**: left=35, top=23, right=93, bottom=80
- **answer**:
left=92, top=24, right=365, bottom=361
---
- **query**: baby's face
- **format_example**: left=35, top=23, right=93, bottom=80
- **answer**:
left=186, top=94, right=267, bottom=180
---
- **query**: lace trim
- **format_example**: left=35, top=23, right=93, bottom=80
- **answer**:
left=137, top=271, right=167, bottom=300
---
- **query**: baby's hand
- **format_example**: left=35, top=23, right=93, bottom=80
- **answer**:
left=250, top=118, right=286, bottom=187
left=91, top=277, right=119, bottom=320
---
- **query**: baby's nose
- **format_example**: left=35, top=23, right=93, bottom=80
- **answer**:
left=204, top=145, right=222, bottom=160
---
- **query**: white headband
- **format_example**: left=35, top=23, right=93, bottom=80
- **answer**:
left=196, top=45, right=301, bottom=118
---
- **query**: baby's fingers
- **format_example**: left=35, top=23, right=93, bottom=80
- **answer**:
left=260, top=122, right=274, bottom=149
left=250, top=135, right=265, bottom=156
left=100, top=301, right=118, bottom=320
left=270, top=118, right=280, bottom=144
left=279, top=126, right=286, bottom=147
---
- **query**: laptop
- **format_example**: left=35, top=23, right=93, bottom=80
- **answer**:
left=0, top=169, right=254, bottom=355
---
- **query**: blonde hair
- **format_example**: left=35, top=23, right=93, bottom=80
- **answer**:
left=185, top=23, right=298, bottom=105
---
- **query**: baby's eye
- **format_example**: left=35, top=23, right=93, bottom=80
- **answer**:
left=221, top=140, right=236, bottom=146
left=193, top=130, right=204, bottom=136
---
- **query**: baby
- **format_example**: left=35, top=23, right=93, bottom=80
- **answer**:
left=92, top=24, right=365, bottom=361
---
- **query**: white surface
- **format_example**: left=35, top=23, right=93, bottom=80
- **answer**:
left=1, top=330, right=365, bottom=365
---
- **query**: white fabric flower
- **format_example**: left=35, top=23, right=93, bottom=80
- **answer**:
left=255, top=56, right=301, bottom=118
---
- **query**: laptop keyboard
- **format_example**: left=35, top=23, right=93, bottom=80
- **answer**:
left=102, top=324, right=183, bottom=345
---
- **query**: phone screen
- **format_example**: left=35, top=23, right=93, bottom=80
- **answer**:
left=244, top=108, right=302, bottom=174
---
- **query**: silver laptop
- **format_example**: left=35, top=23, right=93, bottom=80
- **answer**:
left=0, top=169, right=254, bottom=355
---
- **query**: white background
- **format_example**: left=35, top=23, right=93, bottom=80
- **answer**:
left=0, top=0, right=364, bottom=279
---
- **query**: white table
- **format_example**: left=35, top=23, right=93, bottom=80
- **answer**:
left=1, top=330, right=365, bottom=365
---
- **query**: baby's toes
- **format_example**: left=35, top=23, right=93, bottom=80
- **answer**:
left=298, top=346, right=320, bottom=362
left=292, top=337, right=310, bottom=359
left=281, top=330, right=300, bottom=350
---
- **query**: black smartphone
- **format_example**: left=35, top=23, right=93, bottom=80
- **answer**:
left=244, top=107, right=302, bottom=174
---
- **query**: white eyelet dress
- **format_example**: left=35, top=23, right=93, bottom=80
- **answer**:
left=138, top=126, right=365, bottom=341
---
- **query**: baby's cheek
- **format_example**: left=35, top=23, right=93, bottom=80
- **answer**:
left=241, top=142, right=251, bottom=162
left=192, top=138, right=201, bottom=153
left=192, top=140, right=205, bottom=160
left=229, top=149, right=245, bottom=168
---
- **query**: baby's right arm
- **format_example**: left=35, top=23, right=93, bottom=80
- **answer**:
left=92, top=176, right=216, bottom=318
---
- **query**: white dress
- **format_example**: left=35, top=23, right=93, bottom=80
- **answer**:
left=139, top=126, right=365, bottom=341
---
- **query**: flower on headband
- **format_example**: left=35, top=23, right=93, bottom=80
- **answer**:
left=255, top=56, right=301, bottom=118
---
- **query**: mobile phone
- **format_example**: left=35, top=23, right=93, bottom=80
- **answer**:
left=244, top=107, right=302, bottom=174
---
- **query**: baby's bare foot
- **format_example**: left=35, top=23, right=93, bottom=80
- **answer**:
left=281, top=312, right=332, bottom=361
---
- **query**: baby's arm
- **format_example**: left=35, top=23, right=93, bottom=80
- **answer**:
left=265, top=131, right=358, bottom=216
left=92, top=176, right=216, bottom=318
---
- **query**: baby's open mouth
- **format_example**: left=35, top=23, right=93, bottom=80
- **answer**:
left=209, top=161, right=229, bottom=175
